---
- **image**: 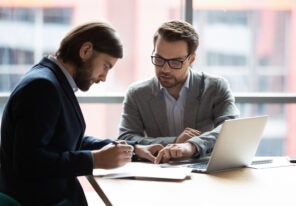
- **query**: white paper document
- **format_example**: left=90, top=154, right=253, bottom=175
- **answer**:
left=248, top=156, right=296, bottom=169
left=92, top=162, right=192, bottom=180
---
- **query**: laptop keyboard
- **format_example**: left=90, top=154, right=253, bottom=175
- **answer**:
left=160, top=158, right=209, bottom=170
left=186, top=163, right=208, bottom=170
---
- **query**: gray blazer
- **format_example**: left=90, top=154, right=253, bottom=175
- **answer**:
left=118, top=70, right=240, bottom=157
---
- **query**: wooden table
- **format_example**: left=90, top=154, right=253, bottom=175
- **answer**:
left=87, top=157, right=296, bottom=206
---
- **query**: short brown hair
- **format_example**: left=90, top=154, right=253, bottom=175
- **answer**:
left=56, top=21, right=123, bottom=67
left=153, top=20, right=199, bottom=55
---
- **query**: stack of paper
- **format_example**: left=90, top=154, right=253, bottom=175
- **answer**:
left=92, top=162, right=192, bottom=180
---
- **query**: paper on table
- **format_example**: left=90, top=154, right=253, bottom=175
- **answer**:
left=92, top=162, right=192, bottom=180
left=248, top=156, right=296, bottom=169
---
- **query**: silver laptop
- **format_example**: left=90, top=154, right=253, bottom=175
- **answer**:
left=166, top=116, right=268, bottom=173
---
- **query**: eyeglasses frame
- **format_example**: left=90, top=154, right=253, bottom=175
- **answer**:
left=150, top=54, right=191, bottom=70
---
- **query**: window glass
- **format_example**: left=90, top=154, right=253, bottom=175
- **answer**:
left=43, top=8, right=72, bottom=24
left=1, top=0, right=295, bottom=156
left=193, top=8, right=290, bottom=93
left=0, top=7, right=35, bottom=22
left=0, top=0, right=182, bottom=95
left=192, top=0, right=296, bottom=156
left=0, top=0, right=183, bottom=138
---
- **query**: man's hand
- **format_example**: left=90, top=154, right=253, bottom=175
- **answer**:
left=134, top=144, right=164, bottom=163
left=92, top=141, right=133, bottom=169
left=154, top=142, right=197, bottom=164
left=175, top=128, right=201, bottom=143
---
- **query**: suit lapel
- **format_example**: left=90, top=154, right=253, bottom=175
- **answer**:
left=149, top=78, right=170, bottom=136
left=39, top=57, right=86, bottom=129
left=183, top=71, right=203, bottom=129
left=183, top=94, right=200, bottom=128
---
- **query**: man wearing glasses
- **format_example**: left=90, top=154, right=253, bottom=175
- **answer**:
left=118, top=20, right=239, bottom=163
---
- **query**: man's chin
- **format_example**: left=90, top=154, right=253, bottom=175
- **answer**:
left=80, top=88, right=89, bottom=92
left=160, top=80, right=174, bottom=88
left=78, top=85, right=91, bottom=92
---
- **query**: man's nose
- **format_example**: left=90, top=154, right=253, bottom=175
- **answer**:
left=161, top=61, right=171, bottom=72
left=99, top=75, right=106, bottom=82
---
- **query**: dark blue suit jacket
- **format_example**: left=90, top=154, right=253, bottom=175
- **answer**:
left=0, top=57, right=115, bottom=205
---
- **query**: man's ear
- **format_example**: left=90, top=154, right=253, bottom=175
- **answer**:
left=79, top=42, right=93, bottom=61
left=189, top=53, right=196, bottom=66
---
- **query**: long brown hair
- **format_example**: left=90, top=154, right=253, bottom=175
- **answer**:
left=56, top=21, right=123, bottom=67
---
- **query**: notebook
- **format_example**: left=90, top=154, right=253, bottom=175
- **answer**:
left=163, top=116, right=268, bottom=173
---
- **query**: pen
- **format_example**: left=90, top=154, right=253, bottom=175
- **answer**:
left=112, top=140, right=135, bottom=158
left=112, top=140, right=119, bottom=145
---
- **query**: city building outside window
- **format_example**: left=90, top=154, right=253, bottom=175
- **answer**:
left=0, top=0, right=295, bottom=156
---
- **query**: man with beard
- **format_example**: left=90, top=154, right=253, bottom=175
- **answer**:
left=0, top=21, right=163, bottom=206
left=118, top=20, right=239, bottom=163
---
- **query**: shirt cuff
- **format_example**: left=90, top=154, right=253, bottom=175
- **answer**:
left=188, top=141, right=201, bottom=157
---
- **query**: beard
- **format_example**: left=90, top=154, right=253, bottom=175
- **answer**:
left=157, top=70, right=188, bottom=91
left=158, top=74, right=180, bottom=89
left=74, top=58, right=93, bottom=91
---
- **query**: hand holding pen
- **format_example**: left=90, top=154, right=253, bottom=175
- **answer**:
left=111, top=140, right=122, bottom=146
left=111, top=140, right=164, bottom=164
left=112, top=140, right=135, bottom=156
left=92, top=140, right=134, bottom=169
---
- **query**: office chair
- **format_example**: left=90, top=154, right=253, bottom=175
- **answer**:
left=0, top=193, right=21, bottom=206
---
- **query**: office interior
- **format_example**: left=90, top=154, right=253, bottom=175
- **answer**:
left=0, top=0, right=296, bottom=204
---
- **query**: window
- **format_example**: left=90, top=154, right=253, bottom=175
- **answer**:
left=0, top=47, right=33, bottom=64
left=1, top=0, right=296, bottom=156
left=43, top=8, right=72, bottom=24
left=192, top=0, right=296, bottom=156
left=0, top=0, right=183, bottom=138
left=193, top=9, right=289, bottom=93
left=206, top=52, right=247, bottom=66
left=0, top=7, right=35, bottom=22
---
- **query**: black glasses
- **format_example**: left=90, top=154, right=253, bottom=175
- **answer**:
left=151, top=54, right=191, bottom=70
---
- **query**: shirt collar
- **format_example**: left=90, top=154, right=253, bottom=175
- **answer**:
left=48, top=55, right=78, bottom=92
